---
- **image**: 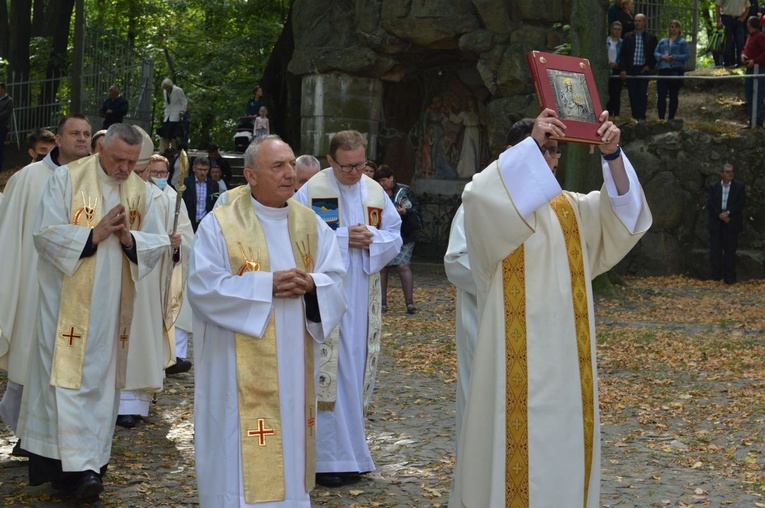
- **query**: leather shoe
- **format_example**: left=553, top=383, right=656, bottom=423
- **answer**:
left=116, top=414, right=137, bottom=428
left=315, top=472, right=360, bottom=488
left=165, top=357, right=192, bottom=375
left=315, top=473, right=344, bottom=487
left=11, top=440, right=29, bottom=457
left=75, top=471, right=103, bottom=501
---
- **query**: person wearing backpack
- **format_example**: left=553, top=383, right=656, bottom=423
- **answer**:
left=374, top=165, right=422, bottom=314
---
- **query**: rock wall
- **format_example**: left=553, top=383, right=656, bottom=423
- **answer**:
left=286, top=0, right=573, bottom=173
left=618, top=122, right=765, bottom=280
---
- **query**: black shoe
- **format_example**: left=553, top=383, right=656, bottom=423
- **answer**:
left=165, top=357, right=192, bottom=375
left=315, top=473, right=344, bottom=487
left=315, top=472, right=360, bottom=488
left=75, top=471, right=103, bottom=501
left=381, top=304, right=387, bottom=313
left=116, top=414, right=137, bottom=428
left=406, top=303, right=416, bottom=314
left=11, top=440, right=29, bottom=458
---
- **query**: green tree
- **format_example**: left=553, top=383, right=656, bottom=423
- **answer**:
left=85, top=0, right=288, bottom=149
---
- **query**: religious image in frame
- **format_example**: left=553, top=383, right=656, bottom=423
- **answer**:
left=548, top=70, right=597, bottom=123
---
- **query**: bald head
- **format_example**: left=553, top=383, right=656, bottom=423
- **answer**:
left=295, top=154, right=320, bottom=191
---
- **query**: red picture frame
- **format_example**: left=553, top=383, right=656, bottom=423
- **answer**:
left=527, top=51, right=604, bottom=144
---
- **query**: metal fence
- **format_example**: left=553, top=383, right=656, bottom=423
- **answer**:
left=635, top=0, right=700, bottom=70
left=6, top=26, right=153, bottom=149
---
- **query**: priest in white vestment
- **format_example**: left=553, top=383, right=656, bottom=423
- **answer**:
left=118, top=145, right=192, bottom=426
left=451, top=109, right=652, bottom=508
left=445, top=118, right=543, bottom=461
left=0, top=114, right=92, bottom=440
left=443, top=205, right=477, bottom=459
left=294, top=130, right=401, bottom=485
left=189, top=136, right=346, bottom=507
left=18, top=124, right=169, bottom=502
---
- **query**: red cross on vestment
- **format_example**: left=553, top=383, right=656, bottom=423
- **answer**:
left=61, top=326, right=82, bottom=346
left=247, top=418, right=276, bottom=446
left=120, top=329, right=129, bottom=349
left=307, top=407, right=315, bottom=437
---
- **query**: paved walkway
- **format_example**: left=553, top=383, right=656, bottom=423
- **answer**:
left=0, top=264, right=762, bottom=506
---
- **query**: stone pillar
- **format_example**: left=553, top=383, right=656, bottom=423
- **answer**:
left=300, top=73, right=383, bottom=157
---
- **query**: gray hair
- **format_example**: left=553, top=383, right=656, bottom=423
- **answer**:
left=109, top=85, right=120, bottom=94
left=193, top=156, right=211, bottom=168
left=296, top=154, right=320, bottom=169
left=103, top=123, right=142, bottom=147
left=244, top=135, right=284, bottom=170
left=161, top=78, right=173, bottom=88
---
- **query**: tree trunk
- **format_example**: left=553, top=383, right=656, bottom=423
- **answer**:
left=0, top=1, right=9, bottom=61
left=31, top=0, right=45, bottom=37
left=39, top=0, right=75, bottom=109
left=565, top=0, right=609, bottom=194
left=9, top=0, right=33, bottom=84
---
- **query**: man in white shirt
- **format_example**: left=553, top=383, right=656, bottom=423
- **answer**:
left=160, top=78, right=188, bottom=152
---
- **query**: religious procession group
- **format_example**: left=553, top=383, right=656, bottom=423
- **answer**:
left=0, top=103, right=652, bottom=508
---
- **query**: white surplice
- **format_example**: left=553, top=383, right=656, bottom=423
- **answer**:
left=189, top=197, right=347, bottom=508
left=119, top=183, right=194, bottom=415
left=18, top=162, right=169, bottom=473
left=451, top=138, right=652, bottom=508
left=294, top=173, right=402, bottom=474
left=443, top=204, right=478, bottom=458
left=0, top=155, right=60, bottom=431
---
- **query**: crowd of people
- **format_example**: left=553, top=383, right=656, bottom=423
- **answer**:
left=607, top=1, right=689, bottom=121
left=607, top=0, right=765, bottom=128
left=0, top=55, right=753, bottom=508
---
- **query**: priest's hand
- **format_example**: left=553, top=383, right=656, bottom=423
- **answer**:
left=93, top=204, right=130, bottom=246
left=348, top=224, right=373, bottom=249
left=273, top=268, right=315, bottom=298
left=169, top=232, right=182, bottom=249
left=596, top=110, right=620, bottom=155
left=531, top=108, right=565, bottom=149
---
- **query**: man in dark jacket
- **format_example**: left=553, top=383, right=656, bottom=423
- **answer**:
left=99, top=86, right=129, bottom=129
left=182, top=156, right=218, bottom=232
left=619, top=13, right=658, bottom=120
left=708, top=163, right=747, bottom=284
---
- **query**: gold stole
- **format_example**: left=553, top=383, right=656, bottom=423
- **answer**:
left=50, top=157, right=146, bottom=390
left=308, top=171, right=385, bottom=412
left=502, top=194, right=595, bottom=507
left=213, top=190, right=318, bottom=503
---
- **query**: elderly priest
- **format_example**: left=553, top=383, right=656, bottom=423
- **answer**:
left=188, top=135, right=346, bottom=507
left=18, top=123, right=170, bottom=502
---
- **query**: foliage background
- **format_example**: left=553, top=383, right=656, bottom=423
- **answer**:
left=0, top=0, right=290, bottom=150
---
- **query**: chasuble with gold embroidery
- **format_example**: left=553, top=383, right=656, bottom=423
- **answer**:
left=451, top=137, right=652, bottom=508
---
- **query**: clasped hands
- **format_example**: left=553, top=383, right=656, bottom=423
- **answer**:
left=272, top=268, right=315, bottom=298
left=92, top=204, right=133, bottom=248
left=348, top=223, right=373, bottom=249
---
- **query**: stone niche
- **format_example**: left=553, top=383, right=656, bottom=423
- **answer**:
left=274, top=0, right=571, bottom=256
left=286, top=0, right=571, bottom=185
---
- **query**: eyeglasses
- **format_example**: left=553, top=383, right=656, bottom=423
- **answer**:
left=150, top=170, right=169, bottom=177
left=331, top=156, right=368, bottom=173
left=541, top=146, right=562, bottom=158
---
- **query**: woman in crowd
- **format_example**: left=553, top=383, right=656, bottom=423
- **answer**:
left=374, top=165, right=421, bottom=314
left=607, top=21, right=624, bottom=117
left=655, top=20, right=689, bottom=120
left=612, top=0, right=635, bottom=34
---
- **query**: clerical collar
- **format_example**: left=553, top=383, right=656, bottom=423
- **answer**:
left=250, top=194, right=289, bottom=217
left=47, top=146, right=61, bottom=167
